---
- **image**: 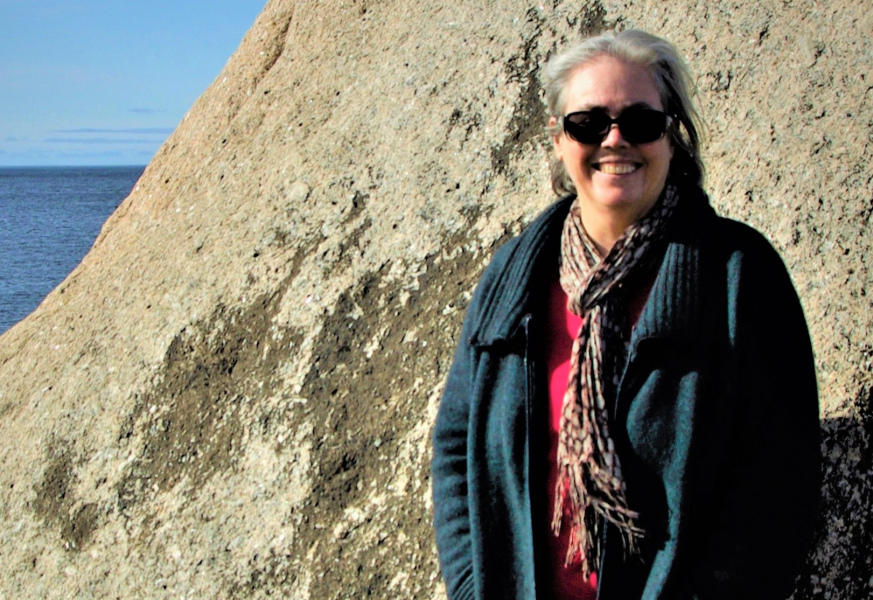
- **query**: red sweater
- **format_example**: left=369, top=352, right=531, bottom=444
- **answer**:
left=543, top=273, right=651, bottom=599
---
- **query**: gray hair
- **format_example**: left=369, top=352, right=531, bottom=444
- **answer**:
left=543, top=29, right=704, bottom=195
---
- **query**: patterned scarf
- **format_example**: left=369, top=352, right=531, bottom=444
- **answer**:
left=553, top=184, right=678, bottom=576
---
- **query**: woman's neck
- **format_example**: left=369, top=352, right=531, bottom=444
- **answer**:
left=575, top=187, right=668, bottom=256
left=577, top=205, right=637, bottom=257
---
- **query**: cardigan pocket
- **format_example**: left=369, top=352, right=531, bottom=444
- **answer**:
left=451, top=572, right=476, bottom=600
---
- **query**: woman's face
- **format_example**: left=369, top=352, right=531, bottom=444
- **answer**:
left=551, top=56, right=673, bottom=225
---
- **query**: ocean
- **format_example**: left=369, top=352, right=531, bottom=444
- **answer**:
left=0, top=166, right=145, bottom=335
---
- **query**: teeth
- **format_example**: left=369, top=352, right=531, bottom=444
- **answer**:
left=598, top=163, right=637, bottom=175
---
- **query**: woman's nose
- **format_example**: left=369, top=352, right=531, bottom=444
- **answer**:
left=601, top=123, right=629, bottom=147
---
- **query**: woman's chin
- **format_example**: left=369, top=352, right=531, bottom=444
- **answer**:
left=582, top=189, right=655, bottom=217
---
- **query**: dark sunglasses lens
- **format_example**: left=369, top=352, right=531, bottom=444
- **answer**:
left=564, top=110, right=611, bottom=144
left=564, top=107, right=668, bottom=144
left=618, top=108, right=668, bottom=144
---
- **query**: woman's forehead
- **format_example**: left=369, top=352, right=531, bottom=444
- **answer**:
left=562, top=56, right=663, bottom=113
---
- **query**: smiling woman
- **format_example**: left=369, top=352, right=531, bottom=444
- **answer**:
left=432, top=29, right=820, bottom=600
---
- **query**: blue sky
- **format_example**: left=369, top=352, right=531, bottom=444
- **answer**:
left=0, top=1, right=266, bottom=166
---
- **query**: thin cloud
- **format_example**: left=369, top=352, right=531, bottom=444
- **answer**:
left=54, top=128, right=174, bottom=135
left=44, top=138, right=161, bottom=145
left=53, top=149, right=148, bottom=160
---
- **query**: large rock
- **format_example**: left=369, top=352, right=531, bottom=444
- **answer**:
left=0, top=0, right=869, bottom=597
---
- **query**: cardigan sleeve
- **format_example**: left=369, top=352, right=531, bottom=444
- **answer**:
left=432, top=250, right=507, bottom=600
left=432, top=311, right=478, bottom=600
left=689, top=230, right=821, bottom=599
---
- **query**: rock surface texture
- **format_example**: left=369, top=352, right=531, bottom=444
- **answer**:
left=0, top=0, right=870, bottom=598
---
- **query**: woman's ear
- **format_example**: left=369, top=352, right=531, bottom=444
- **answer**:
left=549, top=116, right=563, bottom=161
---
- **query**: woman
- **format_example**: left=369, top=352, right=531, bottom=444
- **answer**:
left=432, top=30, right=820, bottom=600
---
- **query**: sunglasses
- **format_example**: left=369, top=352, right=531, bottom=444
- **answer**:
left=561, top=105, right=672, bottom=145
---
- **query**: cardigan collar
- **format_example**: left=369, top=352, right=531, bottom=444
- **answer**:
left=470, top=187, right=715, bottom=351
left=470, top=197, right=572, bottom=349
left=630, top=191, right=713, bottom=348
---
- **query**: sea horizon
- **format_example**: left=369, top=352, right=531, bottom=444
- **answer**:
left=0, top=164, right=148, bottom=170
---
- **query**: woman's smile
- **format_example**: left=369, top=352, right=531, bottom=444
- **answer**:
left=592, top=159, right=641, bottom=175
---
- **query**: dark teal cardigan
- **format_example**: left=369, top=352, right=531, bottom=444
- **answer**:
left=431, top=189, right=820, bottom=599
